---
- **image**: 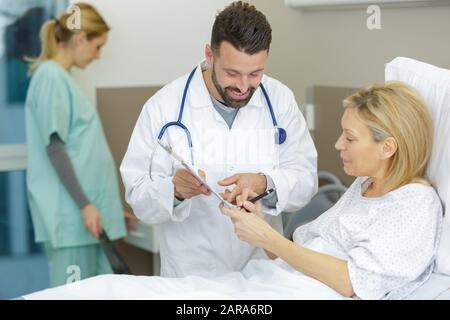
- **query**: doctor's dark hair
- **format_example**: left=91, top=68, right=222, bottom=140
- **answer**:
left=343, top=81, right=433, bottom=193
left=28, top=3, right=109, bottom=75
left=211, top=1, right=272, bottom=55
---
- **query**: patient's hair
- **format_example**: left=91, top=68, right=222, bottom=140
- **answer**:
left=211, top=1, right=272, bottom=55
left=28, top=3, right=109, bottom=75
left=343, top=81, right=433, bottom=192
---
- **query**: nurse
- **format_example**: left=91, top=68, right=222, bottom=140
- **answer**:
left=25, top=3, right=134, bottom=287
left=120, top=1, right=318, bottom=278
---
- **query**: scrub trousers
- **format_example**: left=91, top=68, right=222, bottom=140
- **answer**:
left=44, top=243, right=113, bottom=288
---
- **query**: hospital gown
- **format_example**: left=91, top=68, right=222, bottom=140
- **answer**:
left=24, top=177, right=442, bottom=300
left=294, top=176, right=443, bottom=299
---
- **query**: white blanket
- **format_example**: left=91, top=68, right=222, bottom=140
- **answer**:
left=23, top=258, right=348, bottom=300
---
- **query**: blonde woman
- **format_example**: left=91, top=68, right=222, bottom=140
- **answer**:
left=25, top=3, right=135, bottom=287
left=221, top=81, right=443, bottom=299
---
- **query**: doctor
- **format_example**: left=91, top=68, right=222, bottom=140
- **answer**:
left=120, top=1, right=317, bottom=278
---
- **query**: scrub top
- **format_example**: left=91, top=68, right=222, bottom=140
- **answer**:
left=25, top=60, right=126, bottom=248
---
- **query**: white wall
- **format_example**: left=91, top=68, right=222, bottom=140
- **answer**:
left=70, top=0, right=233, bottom=101
left=70, top=0, right=450, bottom=106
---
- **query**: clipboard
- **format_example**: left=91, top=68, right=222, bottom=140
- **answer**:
left=157, top=140, right=236, bottom=209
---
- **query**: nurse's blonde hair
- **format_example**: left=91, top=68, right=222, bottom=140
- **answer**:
left=28, top=3, right=109, bottom=75
left=343, top=81, right=433, bottom=193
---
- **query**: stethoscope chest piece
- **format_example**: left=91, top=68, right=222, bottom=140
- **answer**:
left=276, top=127, right=287, bottom=145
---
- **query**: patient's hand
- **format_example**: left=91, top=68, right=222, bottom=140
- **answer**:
left=235, top=188, right=264, bottom=219
left=218, top=173, right=267, bottom=204
left=219, top=189, right=274, bottom=248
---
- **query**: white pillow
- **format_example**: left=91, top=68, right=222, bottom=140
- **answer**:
left=385, top=57, right=450, bottom=275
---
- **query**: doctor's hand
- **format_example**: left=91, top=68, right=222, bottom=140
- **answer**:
left=219, top=190, right=274, bottom=248
left=172, top=168, right=211, bottom=201
left=218, top=173, right=267, bottom=205
left=81, top=204, right=102, bottom=239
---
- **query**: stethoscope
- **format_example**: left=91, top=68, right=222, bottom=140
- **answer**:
left=149, top=67, right=287, bottom=180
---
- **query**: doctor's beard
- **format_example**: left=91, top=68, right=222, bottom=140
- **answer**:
left=211, top=66, right=256, bottom=109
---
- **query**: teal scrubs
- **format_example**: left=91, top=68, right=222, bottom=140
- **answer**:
left=25, top=60, right=126, bottom=286
left=45, top=243, right=113, bottom=287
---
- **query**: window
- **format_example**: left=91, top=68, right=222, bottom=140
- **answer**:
left=0, top=0, right=68, bottom=299
left=0, top=170, right=48, bottom=299
left=1, top=0, right=68, bottom=144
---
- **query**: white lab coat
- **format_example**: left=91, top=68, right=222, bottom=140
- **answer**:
left=120, top=62, right=318, bottom=278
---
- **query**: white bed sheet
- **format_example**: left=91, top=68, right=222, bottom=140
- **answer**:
left=22, top=258, right=351, bottom=300
left=407, top=273, right=450, bottom=300
left=22, top=268, right=450, bottom=300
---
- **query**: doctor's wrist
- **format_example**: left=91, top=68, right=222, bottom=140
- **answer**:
left=257, top=173, right=268, bottom=193
left=174, top=189, right=185, bottom=202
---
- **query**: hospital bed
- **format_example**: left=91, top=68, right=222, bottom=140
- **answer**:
left=20, top=57, right=450, bottom=300
left=387, top=57, right=450, bottom=299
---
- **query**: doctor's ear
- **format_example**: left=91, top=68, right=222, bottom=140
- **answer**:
left=205, top=44, right=214, bottom=65
left=380, top=137, right=397, bottom=160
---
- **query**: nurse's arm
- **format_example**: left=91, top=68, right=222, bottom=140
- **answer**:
left=46, top=132, right=102, bottom=239
left=46, top=132, right=90, bottom=209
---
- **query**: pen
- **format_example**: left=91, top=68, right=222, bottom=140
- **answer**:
left=247, top=188, right=275, bottom=203
left=238, top=188, right=276, bottom=211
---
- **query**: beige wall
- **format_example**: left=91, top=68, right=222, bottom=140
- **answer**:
left=248, top=1, right=450, bottom=107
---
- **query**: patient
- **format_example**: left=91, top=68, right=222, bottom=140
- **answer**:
left=220, top=81, right=443, bottom=299
left=24, top=81, right=442, bottom=300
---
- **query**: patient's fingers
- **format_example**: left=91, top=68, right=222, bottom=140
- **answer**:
left=242, top=201, right=256, bottom=212
left=219, top=203, right=240, bottom=220
left=236, top=194, right=249, bottom=212
left=219, top=203, right=232, bottom=216
left=236, top=194, right=243, bottom=207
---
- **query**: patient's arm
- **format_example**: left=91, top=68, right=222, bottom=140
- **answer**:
left=265, top=232, right=354, bottom=297
left=220, top=198, right=354, bottom=298
left=264, top=249, right=278, bottom=260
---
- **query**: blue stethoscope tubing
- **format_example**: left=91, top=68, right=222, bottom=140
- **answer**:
left=149, top=66, right=286, bottom=179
